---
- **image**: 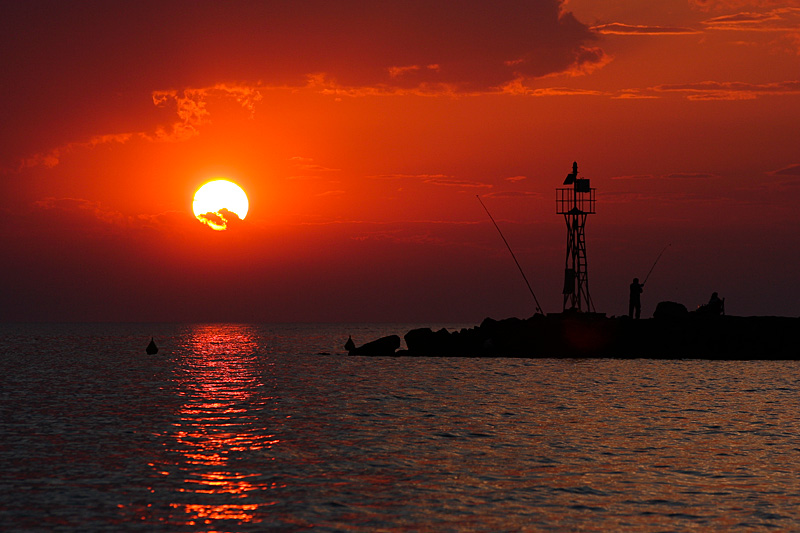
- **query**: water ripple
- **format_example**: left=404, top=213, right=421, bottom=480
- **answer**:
left=3, top=325, right=800, bottom=530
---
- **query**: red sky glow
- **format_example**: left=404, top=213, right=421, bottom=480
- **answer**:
left=2, top=0, right=800, bottom=323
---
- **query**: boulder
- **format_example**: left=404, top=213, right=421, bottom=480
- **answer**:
left=404, top=327, right=451, bottom=355
left=349, top=335, right=400, bottom=356
left=653, top=301, right=688, bottom=320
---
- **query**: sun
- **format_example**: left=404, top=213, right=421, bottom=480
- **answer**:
left=192, top=179, right=249, bottom=231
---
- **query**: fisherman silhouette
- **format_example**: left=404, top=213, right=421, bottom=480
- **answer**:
left=697, top=292, right=725, bottom=316
left=708, top=292, right=724, bottom=314
left=629, top=278, right=644, bottom=319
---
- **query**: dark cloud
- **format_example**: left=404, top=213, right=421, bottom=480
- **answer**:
left=592, top=23, right=699, bottom=35
left=32, top=197, right=127, bottom=232
left=423, top=178, right=493, bottom=189
left=691, top=1, right=800, bottom=11
left=665, top=172, right=718, bottom=179
left=364, top=173, right=493, bottom=188
left=1, top=1, right=603, bottom=164
left=28, top=197, right=199, bottom=237
left=367, top=173, right=452, bottom=181
left=286, top=157, right=342, bottom=179
left=1, top=0, right=601, bottom=92
left=611, top=173, right=717, bottom=180
left=705, top=12, right=777, bottom=24
left=771, top=163, right=800, bottom=176
left=653, top=80, right=800, bottom=100
left=484, top=191, right=542, bottom=198
left=610, top=174, right=657, bottom=180
left=700, top=6, right=800, bottom=31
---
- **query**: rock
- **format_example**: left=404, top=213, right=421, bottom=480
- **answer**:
left=349, top=335, right=400, bottom=356
left=653, top=301, right=688, bottom=320
left=404, top=327, right=452, bottom=355
left=348, top=313, right=800, bottom=359
left=404, top=327, right=433, bottom=352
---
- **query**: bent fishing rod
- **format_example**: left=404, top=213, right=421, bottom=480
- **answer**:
left=476, top=195, right=544, bottom=315
left=643, top=243, right=671, bottom=285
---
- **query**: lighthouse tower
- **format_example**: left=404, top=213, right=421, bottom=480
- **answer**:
left=556, top=161, right=596, bottom=312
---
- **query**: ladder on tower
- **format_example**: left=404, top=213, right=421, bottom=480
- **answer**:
left=556, top=161, right=596, bottom=313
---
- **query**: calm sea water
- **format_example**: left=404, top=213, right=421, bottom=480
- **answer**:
left=2, top=323, right=800, bottom=532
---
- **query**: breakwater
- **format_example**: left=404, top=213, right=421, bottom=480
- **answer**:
left=348, top=313, right=800, bottom=359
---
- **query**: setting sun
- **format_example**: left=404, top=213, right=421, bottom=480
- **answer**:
left=5, top=1, right=800, bottom=322
left=192, top=179, right=249, bottom=231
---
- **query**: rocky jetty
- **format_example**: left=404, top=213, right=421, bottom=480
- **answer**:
left=347, top=334, right=401, bottom=356
left=347, top=308, right=800, bottom=360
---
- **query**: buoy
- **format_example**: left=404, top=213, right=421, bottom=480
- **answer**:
left=344, top=335, right=355, bottom=352
left=146, top=337, right=158, bottom=355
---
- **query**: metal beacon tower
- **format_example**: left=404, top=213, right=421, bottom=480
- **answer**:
left=556, top=161, right=596, bottom=312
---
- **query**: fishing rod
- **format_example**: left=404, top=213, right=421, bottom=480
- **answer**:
left=476, top=195, right=544, bottom=314
left=643, top=243, right=671, bottom=285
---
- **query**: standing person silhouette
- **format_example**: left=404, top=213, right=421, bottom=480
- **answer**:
left=629, top=278, right=644, bottom=319
left=707, top=292, right=723, bottom=315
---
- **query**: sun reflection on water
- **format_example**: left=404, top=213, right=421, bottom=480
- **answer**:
left=156, top=325, right=283, bottom=527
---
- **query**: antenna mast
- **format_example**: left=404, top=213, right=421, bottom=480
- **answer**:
left=556, top=161, right=596, bottom=312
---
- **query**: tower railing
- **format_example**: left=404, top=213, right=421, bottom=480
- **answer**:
left=556, top=186, right=596, bottom=215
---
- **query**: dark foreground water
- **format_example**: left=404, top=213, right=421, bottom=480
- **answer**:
left=2, top=323, right=800, bottom=531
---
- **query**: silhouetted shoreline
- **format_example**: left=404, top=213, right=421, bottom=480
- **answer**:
left=348, top=312, right=800, bottom=360
left=347, top=164, right=797, bottom=361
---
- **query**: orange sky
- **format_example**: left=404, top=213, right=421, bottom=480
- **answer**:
left=2, top=0, right=799, bottom=322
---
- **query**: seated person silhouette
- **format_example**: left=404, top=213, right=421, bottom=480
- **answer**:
left=697, top=292, right=724, bottom=316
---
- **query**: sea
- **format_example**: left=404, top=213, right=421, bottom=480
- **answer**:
left=2, top=322, right=800, bottom=532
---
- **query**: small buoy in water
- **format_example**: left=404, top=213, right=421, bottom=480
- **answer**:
left=146, top=337, right=158, bottom=355
left=344, top=335, right=355, bottom=352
